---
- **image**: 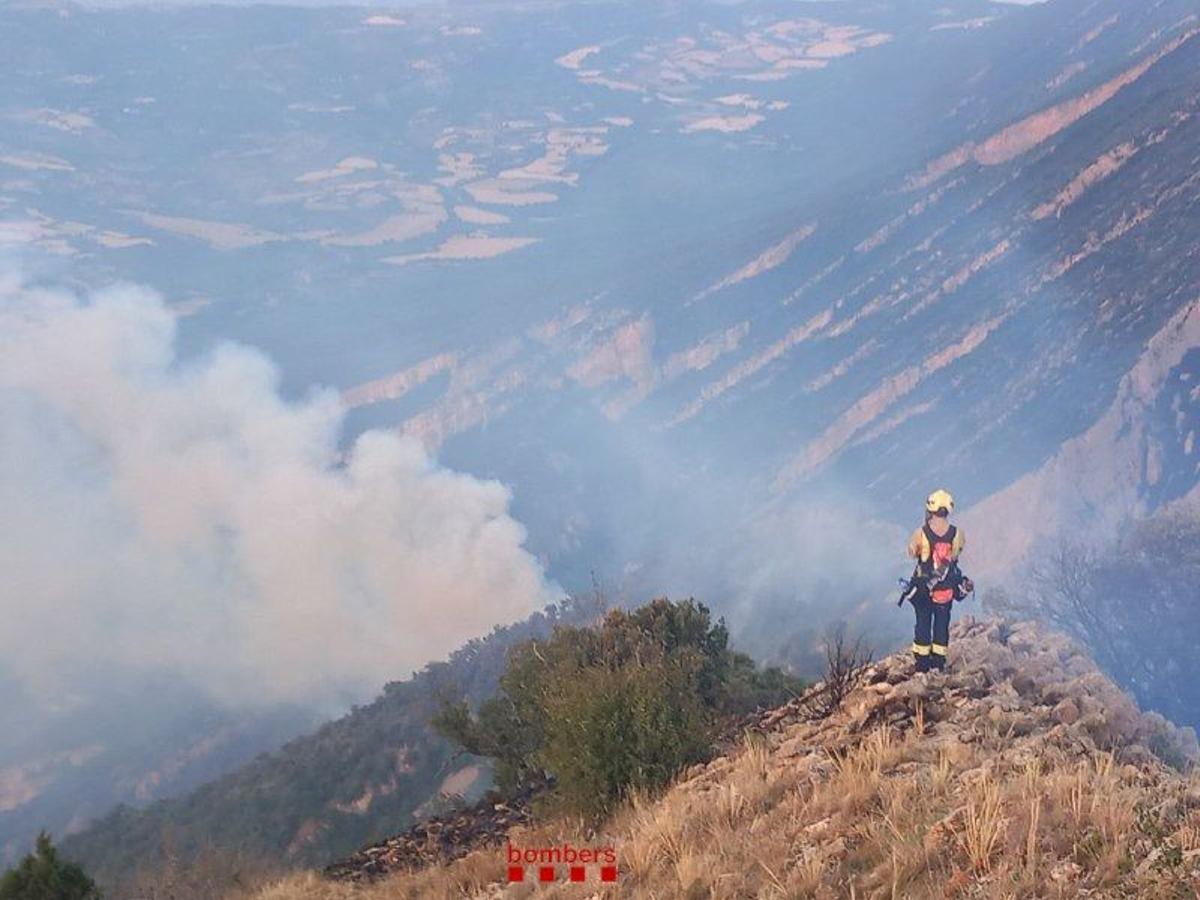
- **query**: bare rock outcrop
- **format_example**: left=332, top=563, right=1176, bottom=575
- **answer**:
left=728, top=617, right=1198, bottom=767
left=322, top=779, right=543, bottom=883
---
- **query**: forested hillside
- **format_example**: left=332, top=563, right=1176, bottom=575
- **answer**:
left=60, top=596, right=603, bottom=887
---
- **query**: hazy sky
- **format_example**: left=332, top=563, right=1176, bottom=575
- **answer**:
left=69, top=0, right=441, bottom=7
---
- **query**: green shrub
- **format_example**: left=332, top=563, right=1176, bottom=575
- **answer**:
left=0, top=832, right=101, bottom=900
left=434, top=597, right=803, bottom=820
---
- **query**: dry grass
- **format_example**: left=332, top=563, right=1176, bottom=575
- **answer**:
left=958, top=778, right=1006, bottom=874
left=231, top=836, right=532, bottom=900
left=239, top=725, right=1200, bottom=900
left=239, top=618, right=1200, bottom=900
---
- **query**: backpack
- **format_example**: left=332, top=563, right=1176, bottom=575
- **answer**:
left=913, top=523, right=965, bottom=604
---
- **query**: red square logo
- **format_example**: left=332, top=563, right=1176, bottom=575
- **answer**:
left=538, top=865, right=556, bottom=882
left=507, top=865, right=524, bottom=882
left=569, top=865, right=586, bottom=882
left=601, top=865, right=618, bottom=882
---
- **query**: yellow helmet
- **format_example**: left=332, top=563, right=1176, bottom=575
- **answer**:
left=926, top=489, right=954, bottom=516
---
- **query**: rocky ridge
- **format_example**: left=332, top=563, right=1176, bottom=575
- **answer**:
left=302, top=618, right=1200, bottom=898
left=727, top=617, right=1198, bottom=766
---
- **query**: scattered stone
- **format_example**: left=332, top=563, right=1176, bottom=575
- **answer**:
left=322, top=777, right=545, bottom=882
left=1050, top=860, right=1083, bottom=882
left=1054, top=698, right=1080, bottom=726
left=804, top=817, right=831, bottom=837
left=1135, top=847, right=1164, bottom=876
left=1008, top=713, right=1037, bottom=737
left=864, top=666, right=888, bottom=685
left=923, top=815, right=956, bottom=852
left=1011, top=672, right=1038, bottom=699
left=823, top=836, right=848, bottom=859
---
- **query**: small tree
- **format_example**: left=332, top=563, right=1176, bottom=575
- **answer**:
left=433, top=597, right=803, bottom=820
left=804, top=624, right=872, bottom=718
left=0, top=832, right=101, bottom=900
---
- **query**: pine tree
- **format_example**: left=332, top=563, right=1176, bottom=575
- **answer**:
left=0, top=831, right=101, bottom=900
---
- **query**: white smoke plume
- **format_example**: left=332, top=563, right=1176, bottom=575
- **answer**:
left=0, top=267, right=559, bottom=709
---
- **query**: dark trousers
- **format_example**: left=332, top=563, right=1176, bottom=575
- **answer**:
left=911, top=592, right=952, bottom=671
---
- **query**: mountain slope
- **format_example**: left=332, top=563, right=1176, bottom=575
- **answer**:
left=19, top=0, right=1200, bottom=886
left=257, top=618, right=1200, bottom=899
left=7, top=0, right=1200, bottom=580
left=0, top=687, right=316, bottom=867
left=965, top=297, right=1200, bottom=580
left=721, top=5, right=1200, bottom=515
left=58, top=597, right=602, bottom=888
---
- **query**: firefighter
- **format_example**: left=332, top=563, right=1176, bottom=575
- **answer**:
left=904, top=489, right=973, bottom=672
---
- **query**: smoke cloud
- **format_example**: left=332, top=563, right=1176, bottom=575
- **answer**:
left=0, top=267, right=559, bottom=709
left=651, top=494, right=910, bottom=672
